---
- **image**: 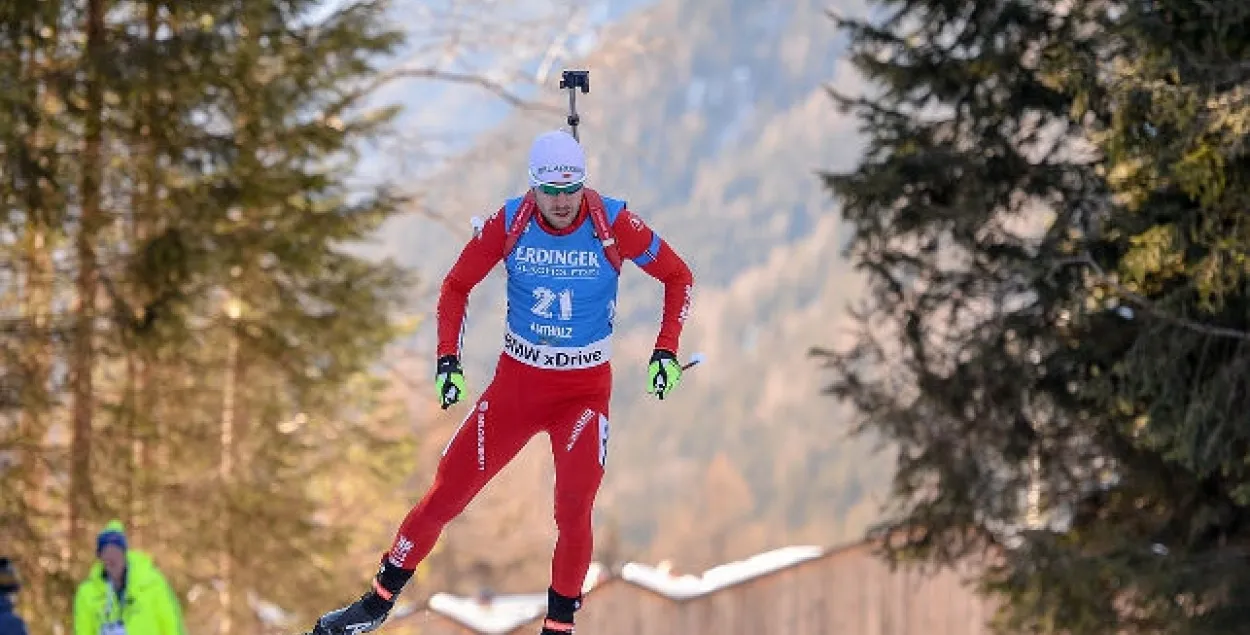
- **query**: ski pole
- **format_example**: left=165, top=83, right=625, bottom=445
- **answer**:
left=682, top=352, right=706, bottom=371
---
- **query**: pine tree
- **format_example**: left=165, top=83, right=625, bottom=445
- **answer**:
left=1, top=0, right=81, bottom=627
left=814, top=0, right=1250, bottom=632
left=1037, top=2, right=1250, bottom=632
left=4, top=0, right=491, bottom=632
left=96, top=0, right=417, bottom=629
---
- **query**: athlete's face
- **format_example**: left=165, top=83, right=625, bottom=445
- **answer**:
left=533, top=184, right=585, bottom=230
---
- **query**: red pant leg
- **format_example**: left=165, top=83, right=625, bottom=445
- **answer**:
left=544, top=367, right=613, bottom=598
left=385, top=359, right=538, bottom=570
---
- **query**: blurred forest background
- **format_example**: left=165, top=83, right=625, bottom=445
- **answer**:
left=9, top=0, right=1250, bottom=633
left=1, top=0, right=891, bottom=633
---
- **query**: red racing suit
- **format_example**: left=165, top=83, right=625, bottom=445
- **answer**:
left=385, top=193, right=693, bottom=598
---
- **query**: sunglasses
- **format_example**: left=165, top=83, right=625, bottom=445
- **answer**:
left=536, top=181, right=585, bottom=196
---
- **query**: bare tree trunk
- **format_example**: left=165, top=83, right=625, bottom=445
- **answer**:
left=127, top=0, right=160, bottom=544
left=12, top=7, right=70, bottom=629
left=145, top=356, right=169, bottom=549
left=70, top=0, right=106, bottom=553
left=219, top=300, right=241, bottom=634
left=18, top=224, right=53, bottom=626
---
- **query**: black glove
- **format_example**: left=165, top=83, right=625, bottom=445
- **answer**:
left=434, top=355, right=466, bottom=409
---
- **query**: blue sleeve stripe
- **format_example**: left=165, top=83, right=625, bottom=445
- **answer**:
left=632, top=232, right=662, bottom=266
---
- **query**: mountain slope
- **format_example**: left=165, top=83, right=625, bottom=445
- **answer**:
left=372, top=0, right=889, bottom=592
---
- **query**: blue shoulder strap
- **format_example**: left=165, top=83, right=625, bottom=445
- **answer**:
left=503, top=195, right=526, bottom=228
left=600, top=196, right=626, bottom=225
left=502, top=192, right=632, bottom=268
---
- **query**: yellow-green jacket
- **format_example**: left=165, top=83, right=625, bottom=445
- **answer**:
left=72, top=551, right=184, bottom=635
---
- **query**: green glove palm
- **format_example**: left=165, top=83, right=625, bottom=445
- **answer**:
left=435, top=355, right=466, bottom=409
left=647, top=349, right=682, bottom=400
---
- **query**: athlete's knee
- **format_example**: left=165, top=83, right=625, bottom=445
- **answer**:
left=415, top=469, right=481, bottom=526
left=553, top=458, right=604, bottom=532
left=552, top=486, right=597, bottom=533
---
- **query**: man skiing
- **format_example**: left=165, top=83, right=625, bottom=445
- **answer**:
left=309, top=129, right=694, bottom=635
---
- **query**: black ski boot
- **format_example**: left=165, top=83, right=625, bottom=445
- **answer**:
left=309, top=558, right=414, bottom=635
left=310, top=588, right=391, bottom=635
left=539, top=587, right=582, bottom=634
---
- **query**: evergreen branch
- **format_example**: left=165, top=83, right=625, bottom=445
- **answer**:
left=96, top=271, right=170, bottom=335
left=1055, top=253, right=1250, bottom=341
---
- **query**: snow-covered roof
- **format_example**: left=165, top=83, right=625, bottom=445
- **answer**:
left=427, top=592, right=548, bottom=635
left=620, top=545, right=825, bottom=600
left=421, top=546, right=827, bottom=632
left=424, top=562, right=605, bottom=633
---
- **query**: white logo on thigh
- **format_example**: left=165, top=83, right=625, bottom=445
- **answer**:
left=566, top=409, right=596, bottom=452
left=598, top=414, right=610, bottom=467
left=476, top=400, right=489, bottom=471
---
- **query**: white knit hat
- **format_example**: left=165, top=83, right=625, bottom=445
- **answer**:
left=528, top=130, right=587, bottom=187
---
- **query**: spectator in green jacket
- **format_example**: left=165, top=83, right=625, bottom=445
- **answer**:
left=73, top=520, right=184, bottom=635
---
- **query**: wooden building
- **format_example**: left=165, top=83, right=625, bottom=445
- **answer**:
left=385, top=540, right=996, bottom=635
